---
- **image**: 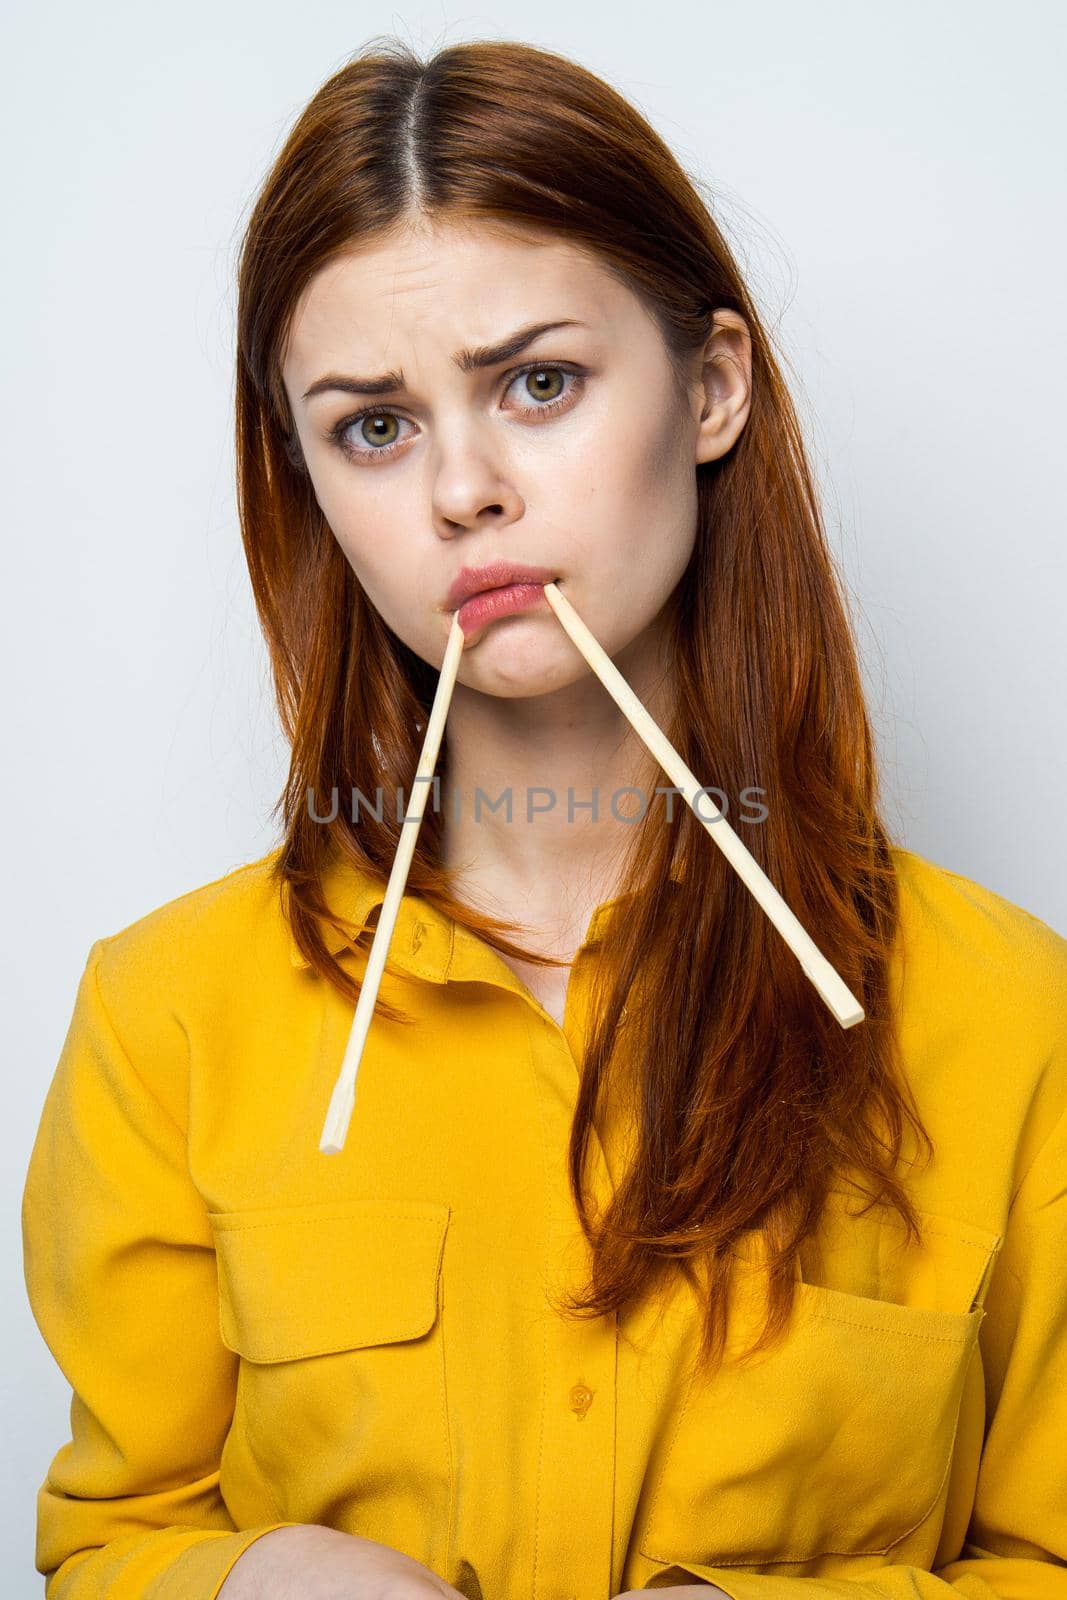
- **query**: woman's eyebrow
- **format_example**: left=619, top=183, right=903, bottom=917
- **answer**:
left=301, top=318, right=588, bottom=402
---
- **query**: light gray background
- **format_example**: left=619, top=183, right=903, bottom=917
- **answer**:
left=4, top=0, right=1065, bottom=1587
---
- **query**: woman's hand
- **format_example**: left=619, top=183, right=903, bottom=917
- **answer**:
left=612, top=1588, right=732, bottom=1598
left=216, top=1522, right=468, bottom=1600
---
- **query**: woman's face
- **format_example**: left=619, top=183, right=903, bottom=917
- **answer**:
left=281, top=213, right=749, bottom=699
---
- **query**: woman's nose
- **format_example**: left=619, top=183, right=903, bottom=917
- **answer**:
left=429, top=439, right=525, bottom=536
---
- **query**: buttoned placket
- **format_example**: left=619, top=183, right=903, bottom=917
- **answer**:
left=429, top=903, right=622, bottom=1600
left=513, top=934, right=620, bottom=1600
left=300, top=881, right=632, bottom=1600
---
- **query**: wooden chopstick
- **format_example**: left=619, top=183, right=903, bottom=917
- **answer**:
left=318, top=611, right=466, bottom=1154
left=541, top=581, right=864, bottom=1030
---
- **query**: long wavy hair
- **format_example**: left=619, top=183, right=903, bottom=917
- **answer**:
left=235, top=34, right=932, bottom=1381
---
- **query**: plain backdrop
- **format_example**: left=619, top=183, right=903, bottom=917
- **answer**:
left=4, top=0, right=1065, bottom=1587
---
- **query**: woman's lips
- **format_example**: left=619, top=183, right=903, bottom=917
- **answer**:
left=456, top=581, right=552, bottom=636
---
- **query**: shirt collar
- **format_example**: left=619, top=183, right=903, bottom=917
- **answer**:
left=286, top=844, right=684, bottom=985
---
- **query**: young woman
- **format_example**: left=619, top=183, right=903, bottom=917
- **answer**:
left=22, top=35, right=1067, bottom=1600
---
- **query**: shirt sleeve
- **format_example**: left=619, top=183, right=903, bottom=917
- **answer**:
left=21, top=938, right=302, bottom=1599
left=642, top=1090, right=1067, bottom=1600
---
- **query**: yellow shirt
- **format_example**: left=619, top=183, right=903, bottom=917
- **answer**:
left=21, top=844, right=1067, bottom=1600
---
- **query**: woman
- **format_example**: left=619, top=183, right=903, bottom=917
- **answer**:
left=22, top=35, right=1067, bottom=1600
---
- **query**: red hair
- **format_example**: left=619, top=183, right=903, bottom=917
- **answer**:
left=235, top=35, right=931, bottom=1380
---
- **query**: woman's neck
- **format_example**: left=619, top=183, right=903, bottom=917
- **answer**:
left=438, top=614, right=675, bottom=929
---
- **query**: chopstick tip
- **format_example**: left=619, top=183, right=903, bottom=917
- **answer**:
left=319, top=1078, right=356, bottom=1155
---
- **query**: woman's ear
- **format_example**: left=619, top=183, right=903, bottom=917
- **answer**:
left=693, top=309, right=753, bottom=464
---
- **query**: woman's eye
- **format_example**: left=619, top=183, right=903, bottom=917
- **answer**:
left=327, top=362, right=586, bottom=464
left=334, top=411, right=411, bottom=458
left=503, top=364, right=573, bottom=409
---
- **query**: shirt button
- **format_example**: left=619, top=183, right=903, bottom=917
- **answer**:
left=569, top=1383, right=594, bottom=1417
left=411, top=920, right=426, bottom=953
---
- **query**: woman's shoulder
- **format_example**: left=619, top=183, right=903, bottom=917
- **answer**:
left=889, top=844, right=1067, bottom=981
left=54, top=850, right=304, bottom=1139
left=888, top=844, right=1067, bottom=1148
left=88, top=845, right=295, bottom=1019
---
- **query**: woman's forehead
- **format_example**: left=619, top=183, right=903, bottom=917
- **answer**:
left=297, top=224, right=612, bottom=322
left=282, top=230, right=633, bottom=385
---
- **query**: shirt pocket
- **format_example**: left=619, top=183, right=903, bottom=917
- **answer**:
left=638, top=1206, right=1002, bottom=1570
left=208, top=1196, right=452, bottom=1548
